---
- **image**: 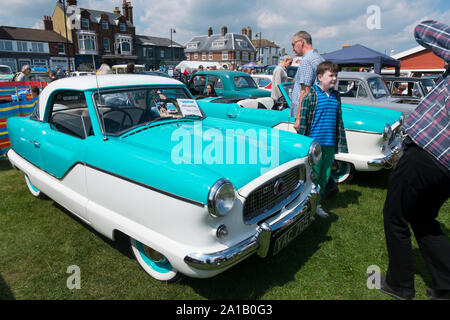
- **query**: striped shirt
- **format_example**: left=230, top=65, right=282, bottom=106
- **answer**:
left=290, top=49, right=325, bottom=117
left=403, top=20, right=450, bottom=170
left=309, top=84, right=338, bottom=146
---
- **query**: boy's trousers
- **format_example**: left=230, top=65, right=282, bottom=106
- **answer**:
left=313, top=145, right=335, bottom=205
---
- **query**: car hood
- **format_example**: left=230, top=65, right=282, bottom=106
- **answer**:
left=91, top=117, right=313, bottom=205
left=232, top=88, right=270, bottom=98
left=341, top=103, right=402, bottom=133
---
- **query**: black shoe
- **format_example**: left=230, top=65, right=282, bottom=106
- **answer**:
left=426, top=288, right=450, bottom=300
left=379, top=275, right=414, bottom=300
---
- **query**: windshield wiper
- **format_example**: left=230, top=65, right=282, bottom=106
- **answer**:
left=183, top=114, right=205, bottom=120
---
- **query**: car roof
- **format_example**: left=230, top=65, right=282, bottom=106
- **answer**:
left=382, top=76, right=426, bottom=81
left=193, top=70, right=251, bottom=77
left=38, top=74, right=184, bottom=121
left=337, top=71, right=381, bottom=79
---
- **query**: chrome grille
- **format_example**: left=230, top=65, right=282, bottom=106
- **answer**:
left=243, top=166, right=304, bottom=223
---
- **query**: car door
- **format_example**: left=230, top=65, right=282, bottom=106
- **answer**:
left=39, top=90, right=92, bottom=222
left=206, top=75, right=224, bottom=96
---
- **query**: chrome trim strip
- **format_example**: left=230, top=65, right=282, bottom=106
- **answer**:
left=368, top=143, right=403, bottom=168
left=184, top=184, right=320, bottom=271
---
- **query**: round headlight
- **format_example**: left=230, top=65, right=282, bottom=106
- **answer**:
left=208, top=179, right=235, bottom=218
left=308, top=141, right=322, bottom=166
left=383, top=124, right=392, bottom=140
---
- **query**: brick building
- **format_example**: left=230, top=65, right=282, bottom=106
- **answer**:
left=391, top=46, right=446, bottom=76
left=0, top=24, right=73, bottom=72
left=184, top=26, right=257, bottom=69
left=51, top=0, right=137, bottom=71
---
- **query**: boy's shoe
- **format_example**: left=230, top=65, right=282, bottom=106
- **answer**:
left=426, top=288, right=450, bottom=300
left=379, top=275, right=414, bottom=300
left=316, top=205, right=329, bottom=218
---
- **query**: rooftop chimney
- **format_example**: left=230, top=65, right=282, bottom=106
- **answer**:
left=113, top=6, right=120, bottom=14
left=241, top=27, right=247, bottom=36
left=221, top=26, right=227, bottom=36
left=122, top=0, right=129, bottom=22
left=43, top=16, right=53, bottom=31
left=127, top=2, right=133, bottom=25
left=67, top=0, right=77, bottom=6
left=208, top=27, right=213, bottom=37
left=247, top=26, right=252, bottom=40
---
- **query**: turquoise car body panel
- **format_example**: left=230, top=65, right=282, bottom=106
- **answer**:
left=7, top=85, right=314, bottom=206
left=197, top=83, right=402, bottom=134
left=188, top=70, right=270, bottom=98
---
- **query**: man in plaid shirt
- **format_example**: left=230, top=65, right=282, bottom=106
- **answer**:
left=380, top=20, right=450, bottom=300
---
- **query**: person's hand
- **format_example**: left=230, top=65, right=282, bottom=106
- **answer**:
left=294, top=118, right=300, bottom=132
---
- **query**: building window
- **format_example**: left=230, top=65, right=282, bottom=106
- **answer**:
left=31, top=42, right=45, bottom=53
left=115, top=37, right=131, bottom=55
left=236, top=51, right=240, bottom=60
left=144, top=47, right=153, bottom=57
left=102, top=21, right=109, bottom=30
left=208, top=52, right=213, bottom=60
left=222, top=51, right=228, bottom=60
left=160, top=50, right=165, bottom=58
left=103, top=38, right=110, bottom=52
left=186, top=54, right=190, bottom=60
left=81, top=18, right=89, bottom=29
left=78, top=34, right=97, bottom=51
left=187, top=43, right=198, bottom=49
left=0, top=40, right=13, bottom=51
left=250, top=53, right=254, bottom=61
left=121, top=42, right=130, bottom=53
left=32, top=59, right=48, bottom=68
left=242, top=51, right=248, bottom=61
left=120, top=23, right=126, bottom=32
left=57, top=43, right=65, bottom=54
left=193, top=53, right=198, bottom=59
left=17, top=41, right=28, bottom=52
left=212, top=40, right=225, bottom=48
left=202, top=52, right=206, bottom=60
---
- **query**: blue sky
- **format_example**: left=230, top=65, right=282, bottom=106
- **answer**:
left=0, top=0, right=449, bottom=57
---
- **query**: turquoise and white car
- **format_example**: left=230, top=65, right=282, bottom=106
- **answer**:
left=197, top=82, right=404, bottom=183
left=6, top=75, right=321, bottom=282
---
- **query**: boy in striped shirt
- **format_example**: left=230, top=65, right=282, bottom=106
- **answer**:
left=298, top=61, right=348, bottom=218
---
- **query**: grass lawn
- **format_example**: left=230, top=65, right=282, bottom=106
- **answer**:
left=0, top=159, right=448, bottom=300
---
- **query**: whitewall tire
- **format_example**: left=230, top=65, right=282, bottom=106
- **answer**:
left=130, top=238, right=181, bottom=283
left=331, top=161, right=354, bottom=184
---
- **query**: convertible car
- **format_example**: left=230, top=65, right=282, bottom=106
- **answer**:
left=6, top=74, right=322, bottom=282
left=197, top=82, right=404, bottom=183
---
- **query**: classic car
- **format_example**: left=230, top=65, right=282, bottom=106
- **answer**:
left=382, top=76, right=435, bottom=104
left=187, top=70, right=270, bottom=98
left=336, top=72, right=417, bottom=117
left=266, top=65, right=298, bottom=79
left=0, top=65, right=14, bottom=82
left=251, top=74, right=294, bottom=92
left=197, top=82, right=404, bottom=184
left=6, top=74, right=322, bottom=282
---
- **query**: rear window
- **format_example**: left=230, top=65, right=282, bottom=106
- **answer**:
left=233, top=76, right=257, bottom=88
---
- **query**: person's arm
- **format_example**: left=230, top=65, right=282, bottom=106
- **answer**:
left=414, top=20, right=450, bottom=61
left=293, top=84, right=311, bottom=132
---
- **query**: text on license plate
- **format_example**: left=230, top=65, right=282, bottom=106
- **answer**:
left=272, top=213, right=311, bottom=256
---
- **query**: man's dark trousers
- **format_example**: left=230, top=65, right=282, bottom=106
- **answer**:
left=383, top=137, right=450, bottom=296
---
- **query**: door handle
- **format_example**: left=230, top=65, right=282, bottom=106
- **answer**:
left=227, top=114, right=237, bottom=118
left=30, top=140, right=40, bottom=148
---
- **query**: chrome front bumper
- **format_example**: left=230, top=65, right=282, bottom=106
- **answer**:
left=368, top=140, right=403, bottom=169
left=184, top=184, right=320, bottom=271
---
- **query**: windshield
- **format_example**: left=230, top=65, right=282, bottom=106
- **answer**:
left=421, top=79, right=435, bottom=93
left=280, top=83, right=294, bottom=103
left=0, top=66, right=11, bottom=74
left=233, top=76, right=258, bottom=89
left=367, top=77, right=390, bottom=99
left=93, top=86, right=200, bottom=136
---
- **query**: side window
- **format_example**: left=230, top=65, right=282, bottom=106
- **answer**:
left=356, top=82, right=368, bottom=98
left=190, top=75, right=206, bottom=95
left=338, top=80, right=358, bottom=98
left=207, top=75, right=223, bottom=89
left=48, top=91, right=92, bottom=139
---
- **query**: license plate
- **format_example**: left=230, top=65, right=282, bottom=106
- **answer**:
left=272, top=213, right=311, bottom=256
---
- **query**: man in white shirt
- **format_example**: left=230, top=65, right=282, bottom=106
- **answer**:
left=271, top=55, right=293, bottom=101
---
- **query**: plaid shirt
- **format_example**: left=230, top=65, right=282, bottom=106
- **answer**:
left=403, top=20, right=450, bottom=170
left=298, top=85, right=348, bottom=154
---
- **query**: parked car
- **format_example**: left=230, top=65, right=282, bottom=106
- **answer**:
left=112, top=64, right=145, bottom=74
left=187, top=70, right=270, bottom=98
left=0, top=65, right=14, bottom=82
left=69, top=71, right=96, bottom=77
left=251, top=74, right=294, bottom=92
left=382, top=76, right=435, bottom=104
left=138, top=70, right=172, bottom=78
left=6, top=74, right=322, bottom=281
left=197, top=82, right=404, bottom=184
left=336, top=72, right=417, bottom=117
